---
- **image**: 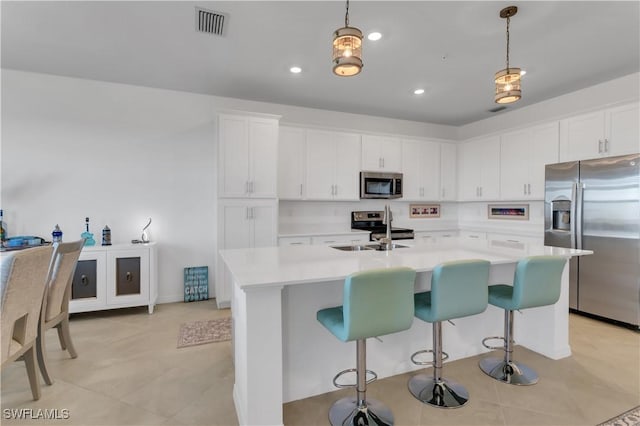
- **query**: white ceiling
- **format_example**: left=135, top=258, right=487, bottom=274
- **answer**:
left=2, top=1, right=639, bottom=126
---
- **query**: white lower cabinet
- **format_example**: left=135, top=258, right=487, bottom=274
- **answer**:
left=459, top=230, right=487, bottom=240
left=69, top=243, right=157, bottom=314
left=311, top=234, right=369, bottom=245
left=486, top=232, right=542, bottom=246
left=217, top=199, right=277, bottom=307
left=413, top=230, right=458, bottom=242
left=278, top=236, right=312, bottom=246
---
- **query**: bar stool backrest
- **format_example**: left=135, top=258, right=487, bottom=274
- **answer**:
left=343, top=267, right=416, bottom=341
left=430, top=259, right=491, bottom=322
left=512, top=256, right=567, bottom=310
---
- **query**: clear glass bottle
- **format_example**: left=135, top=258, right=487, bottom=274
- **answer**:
left=0, top=209, right=6, bottom=245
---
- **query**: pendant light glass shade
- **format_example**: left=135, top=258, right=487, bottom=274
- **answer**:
left=333, top=27, right=363, bottom=76
left=332, top=0, right=362, bottom=77
left=495, top=6, right=521, bottom=104
left=494, top=67, right=521, bottom=103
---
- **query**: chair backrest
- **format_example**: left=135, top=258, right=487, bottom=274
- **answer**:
left=1, top=245, right=54, bottom=364
left=430, top=259, right=491, bottom=322
left=512, top=256, right=567, bottom=310
left=42, top=240, right=85, bottom=323
left=343, top=267, right=416, bottom=341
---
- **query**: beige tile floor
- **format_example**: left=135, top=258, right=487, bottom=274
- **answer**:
left=1, top=300, right=638, bottom=425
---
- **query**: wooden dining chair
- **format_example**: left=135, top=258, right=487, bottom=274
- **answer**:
left=36, top=239, right=84, bottom=385
left=1, top=245, right=55, bottom=400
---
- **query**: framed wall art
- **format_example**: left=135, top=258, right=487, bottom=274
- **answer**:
left=410, top=204, right=441, bottom=218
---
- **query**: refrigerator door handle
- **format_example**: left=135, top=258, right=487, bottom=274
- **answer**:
left=575, top=182, right=585, bottom=250
left=570, top=182, right=578, bottom=249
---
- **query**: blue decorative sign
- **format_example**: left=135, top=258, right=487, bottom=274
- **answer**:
left=184, top=266, right=209, bottom=302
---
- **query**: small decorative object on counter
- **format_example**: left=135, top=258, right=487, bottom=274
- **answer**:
left=52, top=224, right=63, bottom=243
left=102, top=225, right=112, bottom=246
left=132, top=218, right=152, bottom=244
left=81, top=217, right=96, bottom=246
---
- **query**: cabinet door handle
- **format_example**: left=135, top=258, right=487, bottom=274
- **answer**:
left=527, top=183, right=531, bottom=195
left=300, top=184, right=303, bottom=196
left=604, top=139, right=609, bottom=152
left=334, top=185, right=338, bottom=196
left=524, top=184, right=527, bottom=195
left=126, top=271, right=133, bottom=282
left=382, top=157, right=385, bottom=168
left=479, top=187, right=483, bottom=197
left=598, top=140, right=603, bottom=153
left=290, top=242, right=303, bottom=245
left=507, top=239, right=520, bottom=243
left=80, top=275, right=89, bottom=286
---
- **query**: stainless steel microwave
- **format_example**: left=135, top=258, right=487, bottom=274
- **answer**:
left=360, top=172, right=403, bottom=199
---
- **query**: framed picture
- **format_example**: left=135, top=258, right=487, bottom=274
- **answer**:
left=410, top=204, right=441, bottom=218
left=488, top=204, right=529, bottom=220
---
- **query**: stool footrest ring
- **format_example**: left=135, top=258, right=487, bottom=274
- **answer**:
left=332, top=368, right=377, bottom=389
left=410, top=349, right=449, bottom=366
left=482, top=336, right=506, bottom=351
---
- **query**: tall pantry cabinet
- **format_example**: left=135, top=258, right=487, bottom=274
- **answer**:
left=216, top=112, right=280, bottom=308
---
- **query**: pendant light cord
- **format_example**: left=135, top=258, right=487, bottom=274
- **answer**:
left=345, top=0, right=350, bottom=27
left=505, top=15, right=511, bottom=71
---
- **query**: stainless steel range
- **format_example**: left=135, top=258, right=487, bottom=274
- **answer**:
left=351, top=210, right=414, bottom=241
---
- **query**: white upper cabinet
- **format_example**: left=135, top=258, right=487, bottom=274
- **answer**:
left=458, top=136, right=500, bottom=201
left=440, top=143, right=457, bottom=201
left=500, top=122, right=559, bottom=200
left=218, top=113, right=279, bottom=198
left=401, top=139, right=440, bottom=200
left=305, top=129, right=361, bottom=200
left=561, top=102, right=639, bottom=161
left=362, top=135, right=402, bottom=172
left=278, top=127, right=306, bottom=200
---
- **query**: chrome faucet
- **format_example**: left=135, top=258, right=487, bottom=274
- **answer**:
left=381, top=204, right=393, bottom=250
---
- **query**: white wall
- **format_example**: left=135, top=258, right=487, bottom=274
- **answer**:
left=1, top=69, right=457, bottom=303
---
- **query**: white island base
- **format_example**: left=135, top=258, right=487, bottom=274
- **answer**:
left=221, top=238, right=590, bottom=426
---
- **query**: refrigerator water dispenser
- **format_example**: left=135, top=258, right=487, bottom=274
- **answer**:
left=551, top=200, right=571, bottom=231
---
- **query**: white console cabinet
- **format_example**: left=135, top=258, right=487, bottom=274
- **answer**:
left=69, top=243, right=157, bottom=314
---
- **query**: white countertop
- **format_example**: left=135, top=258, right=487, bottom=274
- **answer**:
left=219, top=237, right=592, bottom=290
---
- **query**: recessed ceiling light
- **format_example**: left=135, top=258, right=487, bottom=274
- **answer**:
left=290, top=66, right=302, bottom=74
left=367, top=32, right=382, bottom=41
left=414, top=89, right=425, bottom=95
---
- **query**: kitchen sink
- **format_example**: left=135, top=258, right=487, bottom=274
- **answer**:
left=331, top=243, right=409, bottom=251
left=331, top=244, right=375, bottom=251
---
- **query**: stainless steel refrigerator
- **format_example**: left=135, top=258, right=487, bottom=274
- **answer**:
left=544, top=153, right=640, bottom=328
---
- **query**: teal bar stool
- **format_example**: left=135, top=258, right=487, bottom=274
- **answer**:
left=479, top=256, right=567, bottom=385
left=408, top=259, right=491, bottom=409
left=317, top=267, right=417, bottom=426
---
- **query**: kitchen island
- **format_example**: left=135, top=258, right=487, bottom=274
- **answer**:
left=219, top=237, right=591, bottom=426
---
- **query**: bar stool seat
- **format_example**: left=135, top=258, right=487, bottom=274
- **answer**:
left=479, top=256, right=567, bottom=385
left=408, top=259, right=491, bottom=409
left=317, top=266, right=417, bottom=426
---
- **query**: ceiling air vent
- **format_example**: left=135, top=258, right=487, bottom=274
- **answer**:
left=488, top=106, right=507, bottom=113
left=196, top=7, right=226, bottom=36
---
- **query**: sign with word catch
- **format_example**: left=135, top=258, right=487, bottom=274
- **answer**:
left=184, top=266, right=209, bottom=302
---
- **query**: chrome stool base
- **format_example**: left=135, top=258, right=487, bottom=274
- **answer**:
left=329, top=397, right=394, bottom=426
left=479, top=357, right=538, bottom=385
left=408, top=374, right=469, bottom=408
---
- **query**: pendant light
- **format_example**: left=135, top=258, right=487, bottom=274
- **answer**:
left=332, top=0, right=363, bottom=77
left=494, top=6, right=521, bottom=104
